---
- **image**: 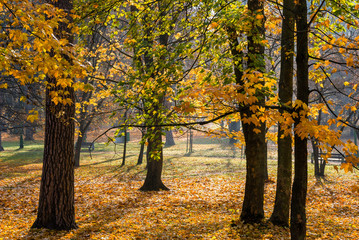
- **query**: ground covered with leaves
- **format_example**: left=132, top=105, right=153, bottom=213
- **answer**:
left=0, top=139, right=358, bottom=239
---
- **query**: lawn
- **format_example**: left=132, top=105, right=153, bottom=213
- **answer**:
left=0, top=138, right=358, bottom=239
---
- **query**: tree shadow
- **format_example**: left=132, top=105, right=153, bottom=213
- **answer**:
left=0, top=148, right=43, bottom=167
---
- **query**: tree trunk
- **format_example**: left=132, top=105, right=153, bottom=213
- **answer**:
left=0, top=131, right=4, bottom=151
left=312, top=139, right=320, bottom=176
left=291, top=0, right=309, bottom=238
left=121, top=128, right=127, bottom=167
left=32, top=0, right=77, bottom=230
left=32, top=77, right=77, bottom=229
left=226, top=1, right=266, bottom=222
left=189, top=129, right=193, bottom=153
left=19, top=134, right=24, bottom=149
left=139, top=127, right=169, bottom=191
left=25, top=126, right=35, bottom=140
left=239, top=0, right=266, bottom=224
left=264, top=142, right=268, bottom=181
left=319, top=157, right=326, bottom=176
left=137, top=130, right=145, bottom=165
left=137, top=141, right=145, bottom=165
left=164, top=130, right=175, bottom=147
left=240, top=118, right=266, bottom=223
left=270, top=0, right=294, bottom=227
left=74, top=135, right=84, bottom=168
left=139, top=0, right=169, bottom=191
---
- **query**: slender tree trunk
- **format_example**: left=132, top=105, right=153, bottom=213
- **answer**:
left=74, top=135, right=84, bottom=168
left=291, top=0, right=309, bottom=238
left=121, top=129, right=127, bottom=167
left=137, top=130, right=145, bottom=165
left=189, top=129, right=193, bottom=153
left=19, top=134, right=24, bottom=149
left=319, top=157, right=326, bottom=176
left=137, top=141, right=145, bottom=165
left=270, top=0, right=294, bottom=227
left=311, top=139, right=320, bottom=176
left=25, top=127, right=35, bottom=141
left=139, top=126, right=169, bottom=191
left=264, top=142, right=268, bottom=181
left=32, top=0, right=77, bottom=230
left=164, top=130, right=175, bottom=147
left=0, top=131, right=4, bottom=151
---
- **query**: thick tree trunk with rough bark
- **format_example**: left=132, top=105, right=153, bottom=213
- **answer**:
left=226, top=0, right=266, bottom=222
left=139, top=126, right=169, bottom=191
left=291, top=0, right=309, bottom=238
left=32, top=77, right=77, bottom=230
left=240, top=116, right=266, bottom=223
left=32, top=0, right=77, bottom=230
left=270, top=0, right=294, bottom=227
left=239, top=0, right=266, bottom=224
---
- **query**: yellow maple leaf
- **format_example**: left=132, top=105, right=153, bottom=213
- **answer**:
left=0, top=83, right=8, bottom=88
left=27, top=110, right=39, bottom=123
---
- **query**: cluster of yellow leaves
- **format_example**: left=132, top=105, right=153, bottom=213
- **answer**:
left=0, top=0, right=89, bottom=108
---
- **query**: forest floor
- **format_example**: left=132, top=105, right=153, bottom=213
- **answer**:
left=0, top=138, right=358, bottom=239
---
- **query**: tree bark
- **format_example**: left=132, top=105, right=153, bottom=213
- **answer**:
left=121, top=128, right=127, bottom=167
left=139, top=0, right=169, bottom=191
left=240, top=118, right=266, bottom=223
left=189, top=129, right=193, bottom=153
left=74, top=134, right=84, bottom=168
left=32, top=0, right=77, bottom=230
left=32, top=77, right=77, bottom=230
left=0, top=131, right=4, bottom=151
left=137, top=130, right=145, bottom=165
left=19, top=134, right=24, bottom=149
left=270, top=0, right=295, bottom=227
left=25, top=126, right=35, bottom=141
left=291, top=0, right=309, bottom=238
left=164, top=130, right=175, bottom=147
left=311, top=139, right=320, bottom=176
left=227, top=3, right=266, bottom=222
left=139, top=126, right=169, bottom=191
left=239, top=0, right=266, bottom=224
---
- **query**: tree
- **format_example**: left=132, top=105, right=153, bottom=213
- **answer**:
left=239, top=0, right=267, bottom=223
left=164, top=130, right=176, bottom=147
left=103, top=0, right=209, bottom=190
left=0, top=119, right=5, bottom=151
left=290, top=0, right=309, bottom=237
left=270, top=0, right=295, bottom=227
left=32, top=0, right=78, bottom=230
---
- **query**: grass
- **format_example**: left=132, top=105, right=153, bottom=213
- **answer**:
left=0, top=138, right=358, bottom=239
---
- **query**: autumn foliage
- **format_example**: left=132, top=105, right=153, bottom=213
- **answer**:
left=0, top=140, right=358, bottom=239
left=1, top=0, right=359, bottom=238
